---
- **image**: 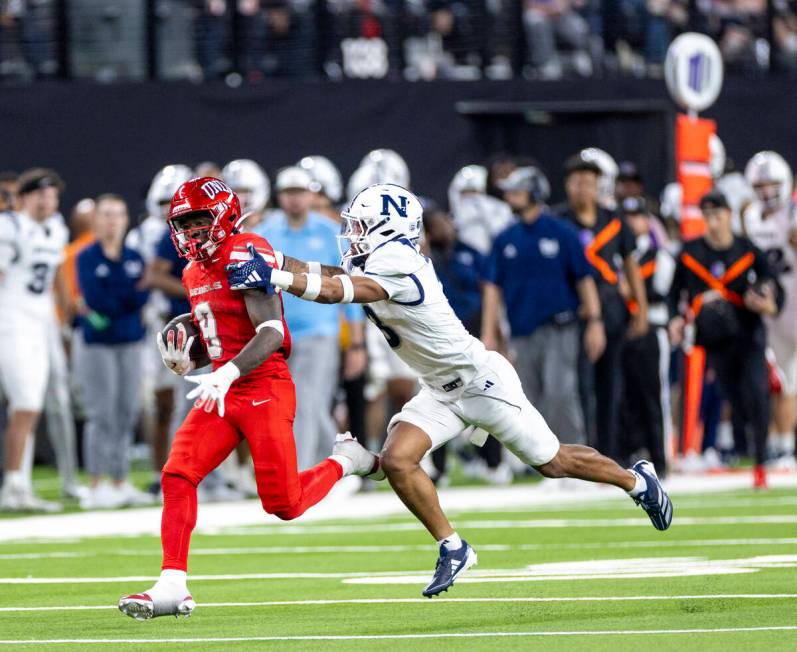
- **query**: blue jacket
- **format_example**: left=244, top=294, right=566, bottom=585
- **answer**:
left=486, top=214, right=593, bottom=337
left=77, top=242, right=149, bottom=345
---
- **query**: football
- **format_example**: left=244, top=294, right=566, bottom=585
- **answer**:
left=161, top=312, right=205, bottom=362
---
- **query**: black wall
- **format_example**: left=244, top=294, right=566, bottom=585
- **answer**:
left=0, top=77, right=794, bottom=219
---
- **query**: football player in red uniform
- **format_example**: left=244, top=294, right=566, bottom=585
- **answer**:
left=119, top=177, right=378, bottom=620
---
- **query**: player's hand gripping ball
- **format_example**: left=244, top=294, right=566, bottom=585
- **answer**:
left=157, top=314, right=203, bottom=376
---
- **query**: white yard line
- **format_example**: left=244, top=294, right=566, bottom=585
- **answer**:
left=4, top=538, right=797, bottom=561
left=1, top=626, right=797, bottom=644
left=4, top=474, right=797, bottom=543
left=1, top=594, right=796, bottom=613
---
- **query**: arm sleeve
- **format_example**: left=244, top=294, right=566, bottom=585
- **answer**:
left=483, top=237, right=502, bottom=285
left=619, top=220, right=637, bottom=258
left=76, top=250, right=131, bottom=318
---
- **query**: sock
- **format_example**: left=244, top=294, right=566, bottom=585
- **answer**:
left=329, top=455, right=353, bottom=477
left=3, top=470, right=24, bottom=491
left=160, top=473, right=198, bottom=572
left=148, top=569, right=188, bottom=599
left=627, top=471, right=647, bottom=498
left=779, top=432, right=795, bottom=456
left=438, top=532, right=463, bottom=551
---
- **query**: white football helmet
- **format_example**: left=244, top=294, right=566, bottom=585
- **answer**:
left=146, top=164, right=194, bottom=219
left=448, top=165, right=487, bottom=210
left=744, top=151, right=794, bottom=211
left=298, top=155, right=343, bottom=203
left=221, top=159, right=270, bottom=215
left=359, top=149, right=411, bottom=188
left=709, top=134, right=726, bottom=180
left=339, top=184, right=422, bottom=265
left=580, top=147, right=618, bottom=209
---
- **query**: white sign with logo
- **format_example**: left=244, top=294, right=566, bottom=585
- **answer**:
left=664, top=32, right=724, bottom=113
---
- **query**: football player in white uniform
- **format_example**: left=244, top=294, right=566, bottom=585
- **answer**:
left=0, top=169, right=69, bottom=511
left=743, top=151, right=797, bottom=469
left=227, top=183, right=673, bottom=597
left=221, top=159, right=270, bottom=231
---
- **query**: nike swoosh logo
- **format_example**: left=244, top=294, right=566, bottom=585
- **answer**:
left=252, top=399, right=271, bottom=406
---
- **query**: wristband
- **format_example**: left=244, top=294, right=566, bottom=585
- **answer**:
left=307, top=261, right=321, bottom=275
left=301, top=273, right=322, bottom=300
left=270, top=269, right=294, bottom=291
left=256, top=319, right=284, bottom=337
left=335, top=274, right=355, bottom=303
left=218, top=361, right=241, bottom=383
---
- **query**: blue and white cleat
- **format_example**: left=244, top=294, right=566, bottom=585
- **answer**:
left=631, top=460, right=673, bottom=531
left=422, top=540, right=477, bottom=597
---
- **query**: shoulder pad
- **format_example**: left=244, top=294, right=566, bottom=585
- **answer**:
left=365, top=239, right=424, bottom=277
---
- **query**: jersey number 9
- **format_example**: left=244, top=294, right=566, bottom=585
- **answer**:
left=194, top=301, right=223, bottom=359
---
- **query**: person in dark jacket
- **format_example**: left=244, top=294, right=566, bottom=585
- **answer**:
left=668, top=190, right=784, bottom=489
left=76, top=194, right=151, bottom=509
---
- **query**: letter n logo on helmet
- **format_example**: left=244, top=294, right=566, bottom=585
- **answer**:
left=381, top=194, right=408, bottom=218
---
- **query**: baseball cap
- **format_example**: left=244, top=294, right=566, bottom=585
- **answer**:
left=618, top=196, right=647, bottom=216
left=699, top=189, right=730, bottom=211
left=18, top=168, right=65, bottom=196
left=617, top=161, right=642, bottom=182
left=563, top=153, right=602, bottom=177
left=275, top=167, right=312, bottom=192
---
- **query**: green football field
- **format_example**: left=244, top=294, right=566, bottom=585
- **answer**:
left=1, top=487, right=796, bottom=651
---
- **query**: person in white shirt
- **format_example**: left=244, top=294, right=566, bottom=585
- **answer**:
left=0, top=169, right=70, bottom=511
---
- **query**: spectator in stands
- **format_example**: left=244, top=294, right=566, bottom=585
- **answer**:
left=774, top=0, right=797, bottom=71
left=194, top=0, right=230, bottom=79
left=255, top=166, right=366, bottom=469
left=261, top=0, right=315, bottom=77
left=75, top=194, right=152, bottom=509
left=522, top=0, right=592, bottom=79
left=483, top=165, right=604, bottom=446
left=556, top=152, right=648, bottom=461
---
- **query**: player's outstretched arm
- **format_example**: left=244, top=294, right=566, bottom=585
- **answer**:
left=281, top=254, right=344, bottom=278
left=227, top=244, right=388, bottom=304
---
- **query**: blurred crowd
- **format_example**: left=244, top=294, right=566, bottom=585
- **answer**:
left=0, top=141, right=795, bottom=513
left=2, top=1, right=797, bottom=82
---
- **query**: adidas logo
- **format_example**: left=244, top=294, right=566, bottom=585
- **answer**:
left=483, top=380, right=494, bottom=391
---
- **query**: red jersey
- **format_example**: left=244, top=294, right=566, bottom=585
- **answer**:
left=182, top=232, right=291, bottom=386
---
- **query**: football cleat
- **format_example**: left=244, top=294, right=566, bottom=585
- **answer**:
left=753, top=464, right=769, bottom=490
left=118, top=592, right=196, bottom=621
left=333, top=432, right=384, bottom=479
left=631, top=460, right=673, bottom=531
left=0, top=485, right=61, bottom=513
left=423, top=540, right=477, bottom=597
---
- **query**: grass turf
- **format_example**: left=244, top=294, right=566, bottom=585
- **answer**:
left=0, top=487, right=795, bottom=651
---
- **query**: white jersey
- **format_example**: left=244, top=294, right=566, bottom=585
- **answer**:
left=742, top=202, right=797, bottom=329
left=450, top=194, right=514, bottom=256
left=0, top=211, right=67, bottom=323
left=350, top=238, right=489, bottom=399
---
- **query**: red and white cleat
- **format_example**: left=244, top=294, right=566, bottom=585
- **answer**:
left=118, top=591, right=196, bottom=620
left=333, top=432, right=385, bottom=480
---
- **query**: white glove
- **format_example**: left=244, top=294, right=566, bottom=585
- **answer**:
left=156, top=322, right=196, bottom=376
left=185, top=362, right=240, bottom=417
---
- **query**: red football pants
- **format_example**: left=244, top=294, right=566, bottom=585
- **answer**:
left=160, top=377, right=342, bottom=571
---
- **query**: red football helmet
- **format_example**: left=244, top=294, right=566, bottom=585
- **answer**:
left=167, top=177, right=243, bottom=261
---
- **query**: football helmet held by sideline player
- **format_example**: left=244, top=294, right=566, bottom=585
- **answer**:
left=146, top=165, right=194, bottom=220
left=221, top=159, right=270, bottom=216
